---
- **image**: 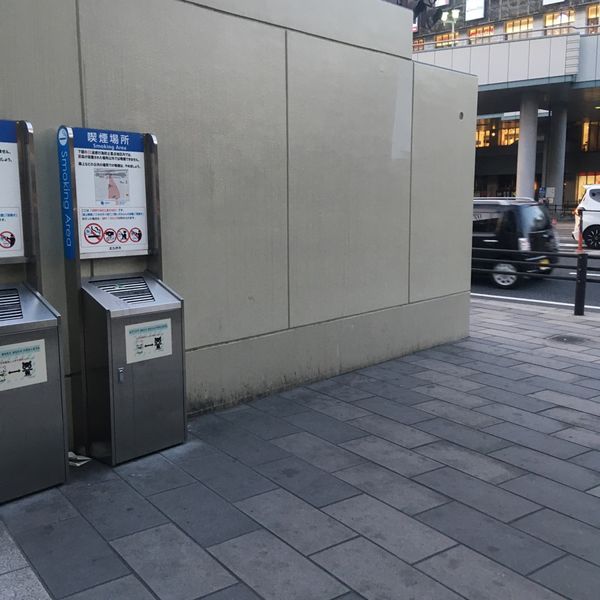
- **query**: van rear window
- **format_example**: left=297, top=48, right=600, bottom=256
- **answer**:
left=473, top=210, right=501, bottom=234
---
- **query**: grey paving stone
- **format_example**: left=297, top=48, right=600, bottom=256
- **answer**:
left=466, top=373, right=547, bottom=395
left=414, top=400, right=500, bottom=428
left=416, top=441, right=523, bottom=483
left=413, top=385, right=489, bottom=408
left=249, top=394, right=307, bottom=417
left=150, top=483, right=259, bottom=547
left=415, top=418, right=509, bottom=453
left=273, top=432, right=364, bottom=472
left=466, top=361, right=533, bottom=380
left=530, top=390, right=600, bottom=417
left=354, top=397, right=432, bottom=423
left=284, top=410, right=367, bottom=444
left=417, top=501, right=563, bottom=575
left=334, top=372, right=379, bottom=387
left=572, top=450, right=600, bottom=471
left=294, top=394, right=370, bottom=421
left=490, top=446, right=600, bottom=490
left=409, top=358, right=477, bottom=378
left=256, top=456, right=359, bottom=507
left=112, top=524, right=235, bottom=600
left=306, top=379, right=374, bottom=402
left=164, top=441, right=277, bottom=502
left=209, top=530, right=347, bottom=600
left=63, top=575, right=154, bottom=600
left=219, top=406, right=300, bottom=439
left=514, top=508, right=600, bottom=566
left=414, top=371, right=484, bottom=392
left=189, top=416, right=290, bottom=466
left=312, top=537, right=462, bottom=600
left=61, top=478, right=168, bottom=541
left=477, top=403, right=566, bottom=434
left=418, top=545, right=564, bottom=600
left=235, top=489, right=354, bottom=555
left=471, top=385, right=555, bottom=412
left=510, top=351, right=577, bottom=371
left=64, top=460, right=119, bottom=488
left=0, top=568, right=51, bottom=600
left=324, top=494, right=455, bottom=564
left=334, top=462, right=448, bottom=515
left=114, top=453, right=195, bottom=496
left=350, top=414, right=437, bottom=448
left=482, top=422, right=587, bottom=459
left=15, top=516, right=129, bottom=598
left=541, top=407, right=600, bottom=433
left=510, top=363, right=580, bottom=382
left=565, top=364, right=600, bottom=378
left=501, top=473, right=600, bottom=528
left=376, top=359, right=426, bottom=375
left=0, top=488, right=78, bottom=535
left=524, top=376, right=600, bottom=399
left=354, top=381, right=432, bottom=404
left=0, top=523, right=27, bottom=576
left=577, top=378, right=600, bottom=391
left=201, top=583, right=262, bottom=600
left=340, top=436, right=441, bottom=477
left=553, top=426, right=600, bottom=450
left=414, top=467, right=539, bottom=522
left=531, top=555, right=600, bottom=600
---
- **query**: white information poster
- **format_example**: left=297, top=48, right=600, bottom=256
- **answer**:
left=465, top=0, right=485, bottom=21
left=125, top=319, right=172, bottom=364
left=68, top=127, right=148, bottom=258
left=0, top=121, right=24, bottom=258
left=0, top=339, right=47, bottom=392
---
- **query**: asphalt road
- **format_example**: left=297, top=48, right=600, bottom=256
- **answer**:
left=471, top=221, right=600, bottom=311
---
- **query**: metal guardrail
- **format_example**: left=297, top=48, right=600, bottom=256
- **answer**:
left=473, top=208, right=597, bottom=316
left=414, top=24, right=596, bottom=52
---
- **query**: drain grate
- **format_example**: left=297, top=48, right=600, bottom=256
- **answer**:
left=547, top=334, right=589, bottom=345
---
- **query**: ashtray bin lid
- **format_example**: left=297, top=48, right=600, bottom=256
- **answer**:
left=0, top=283, right=59, bottom=334
left=82, top=273, right=181, bottom=317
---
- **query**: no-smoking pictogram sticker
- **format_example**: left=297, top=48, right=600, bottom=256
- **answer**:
left=103, top=228, right=116, bottom=244
left=84, top=223, right=103, bottom=245
left=117, top=228, right=129, bottom=243
left=0, top=231, right=16, bottom=249
left=130, top=227, right=142, bottom=243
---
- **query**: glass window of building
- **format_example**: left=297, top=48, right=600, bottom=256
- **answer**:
left=435, top=32, right=458, bottom=47
left=582, top=120, right=600, bottom=152
left=413, top=38, right=425, bottom=52
left=577, top=173, right=600, bottom=200
left=544, top=9, right=575, bottom=35
left=469, top=25, right=494, bottom=44
left=499, top=120, right=520, bottom=146
left=475, top=119, right=498, bottom=147
left=505, top=16, right=533, bottom=40
left=588, top=4, right=600, bottom=34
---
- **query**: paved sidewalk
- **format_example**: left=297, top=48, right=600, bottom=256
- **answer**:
left=3, top=298, right=600, bottom=599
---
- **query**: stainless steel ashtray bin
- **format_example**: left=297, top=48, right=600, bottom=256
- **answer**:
left=0, top=283, right=67, bottom=503
left=81, top=272, right=185, bottom=465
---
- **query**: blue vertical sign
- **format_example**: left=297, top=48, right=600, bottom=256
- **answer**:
left=57, top=126, right=74, bottom=259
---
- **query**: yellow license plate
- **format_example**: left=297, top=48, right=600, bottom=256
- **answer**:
left=539, top=258, right=550, bottom=267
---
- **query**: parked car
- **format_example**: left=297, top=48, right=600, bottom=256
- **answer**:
left=473, top=198, right=560, bottom=288
left=573, top=185, right=600, bottom=249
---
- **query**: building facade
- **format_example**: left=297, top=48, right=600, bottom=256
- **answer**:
left=405, top=0, right=600, bottom=211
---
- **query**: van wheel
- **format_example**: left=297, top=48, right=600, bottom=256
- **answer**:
left=584, top=225, right=600, bottom=249
left=492, top=263, right=518, bottom=288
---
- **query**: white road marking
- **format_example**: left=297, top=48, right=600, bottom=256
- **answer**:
left=471, top=292, right=600, bottom=311
left=569, top=272, right=600, bottom=277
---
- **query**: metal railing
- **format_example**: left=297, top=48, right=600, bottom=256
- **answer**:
left=414, top=24, right=595, bottom=53
left=472, top=209, right=598, bottom=315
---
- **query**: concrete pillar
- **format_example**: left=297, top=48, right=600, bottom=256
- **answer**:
left=546, top=103, right=568, bottom=210
left=516, top=92, right=539, bottom=198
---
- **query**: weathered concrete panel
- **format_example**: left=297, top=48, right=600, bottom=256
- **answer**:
left=288, top=33, right=411, bottom=326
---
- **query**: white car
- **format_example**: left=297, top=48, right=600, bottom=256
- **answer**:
left=573, top=185, right=600, bottom=249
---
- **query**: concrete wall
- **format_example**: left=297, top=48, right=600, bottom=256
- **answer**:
left=0, top=0, right=476, bottom=415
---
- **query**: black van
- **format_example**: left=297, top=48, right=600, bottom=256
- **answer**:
left=472, top=198, right=559, bottom=288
